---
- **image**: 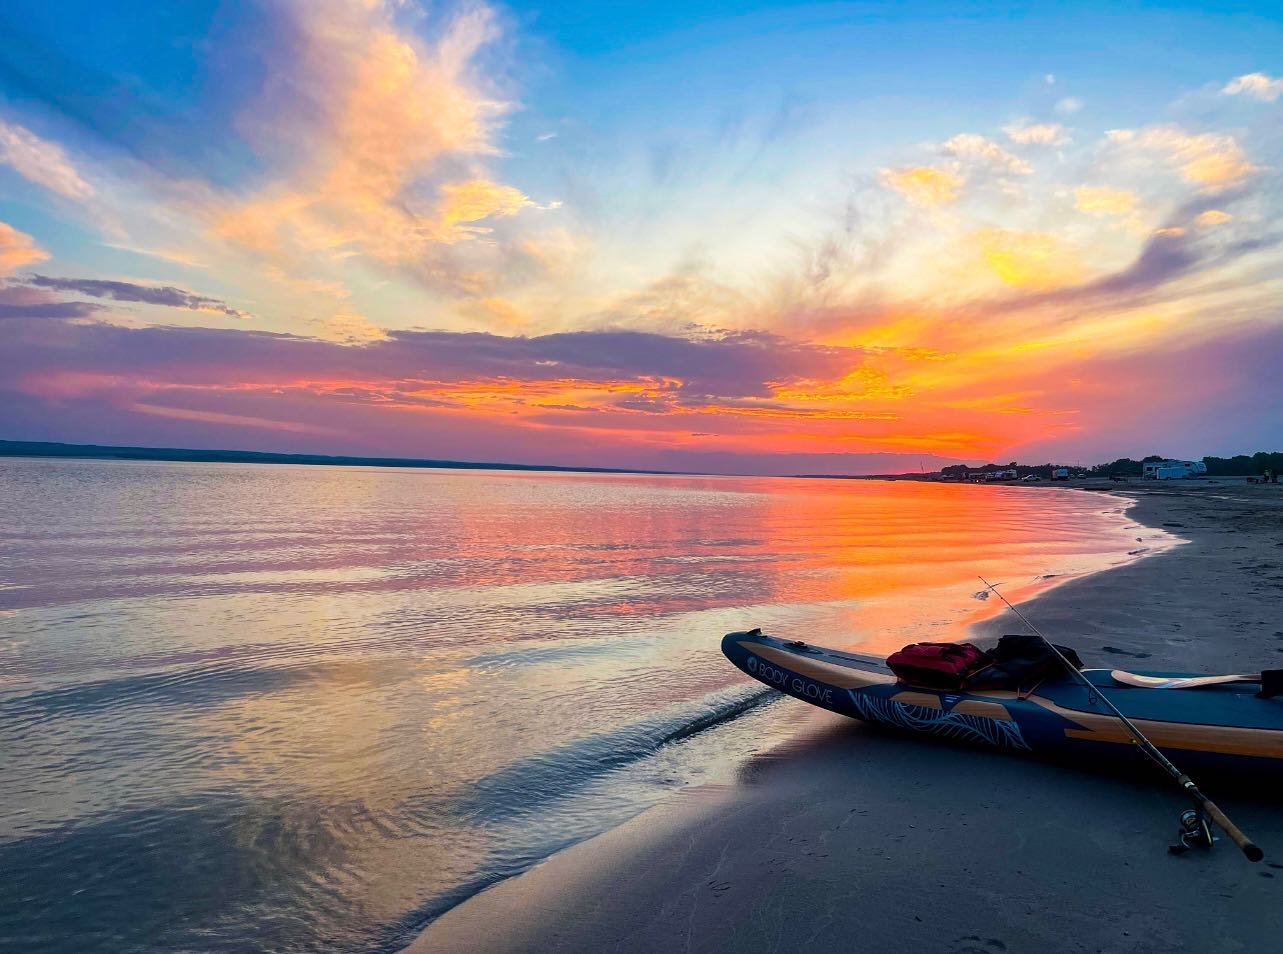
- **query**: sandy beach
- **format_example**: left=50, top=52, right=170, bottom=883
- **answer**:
left=407, top=482, right=1283, bottom=953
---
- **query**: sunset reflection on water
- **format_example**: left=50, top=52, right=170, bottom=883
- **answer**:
left=0, top=459, right=1167, bottom=952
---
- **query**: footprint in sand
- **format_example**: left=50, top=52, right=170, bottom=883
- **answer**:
left=1101, top=646, right=1152, bottom=659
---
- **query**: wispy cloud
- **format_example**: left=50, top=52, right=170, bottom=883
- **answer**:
left=1194, top=209, right=1232, bottom=228
left=1222, top=72, right=1283, bottom=102
left=0, top=285, right=99, bottom=320
left=25, top=275, right=249, bottom=319
left=0, top=119, right=94, bottom=199
left=0, top=300, right=99, bottom=320
left=986, top=195, right=1277, bottom=315
left=1106, top=124, right=1255, bottom=190
left=1073, top=186, right=1138, bottom=217
left=939, top=133, right=1031, bottom=175
left=1003, top=122, right=1070, bottom=146
left=970, top=228, right=1083, bottom=290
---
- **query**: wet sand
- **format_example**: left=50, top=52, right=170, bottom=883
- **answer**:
left=406, top=482, right=1283, bottom=953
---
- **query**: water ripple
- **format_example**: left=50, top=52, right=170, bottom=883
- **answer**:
left=0, top=458, right=1155, bottom=952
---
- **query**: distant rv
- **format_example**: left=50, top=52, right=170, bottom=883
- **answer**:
left=1051, top=467, right=1070, bottom=480
left=1142, top=459, right=1207, bottom=480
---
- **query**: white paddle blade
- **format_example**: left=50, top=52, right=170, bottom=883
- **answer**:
left=1110, top=670, right=1256, bottom=690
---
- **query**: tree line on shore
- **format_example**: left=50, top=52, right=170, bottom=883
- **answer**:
left=941, top=452, right=1283, bottom=479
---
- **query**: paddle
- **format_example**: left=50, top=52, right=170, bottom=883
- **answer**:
left=1111, top=670, right=1257, bottom=690
left=979, top=576, right=1264, bottom=862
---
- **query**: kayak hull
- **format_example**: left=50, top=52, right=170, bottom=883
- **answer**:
left=723, top=630, right=1283, bottom=779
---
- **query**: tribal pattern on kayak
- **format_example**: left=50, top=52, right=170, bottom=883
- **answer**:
left=846, top=692, right=1032, bottom=751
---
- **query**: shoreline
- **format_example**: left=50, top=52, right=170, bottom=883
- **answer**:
left=971, top=483, right=1283, bottom=671
left=406, top=482, right=1283, bottom=953
left=948, top=484, right=1182, bottom=641
left=0, top=440, right=687, bottom=478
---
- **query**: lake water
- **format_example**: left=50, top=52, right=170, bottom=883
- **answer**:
left=0, top=459, right=1166, bottom=952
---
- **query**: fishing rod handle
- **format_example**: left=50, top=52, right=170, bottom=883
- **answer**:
left=1186, top=783, right=1264, bottom=862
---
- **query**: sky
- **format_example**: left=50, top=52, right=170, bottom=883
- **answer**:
left=1, top=0, right=1281, bottom=475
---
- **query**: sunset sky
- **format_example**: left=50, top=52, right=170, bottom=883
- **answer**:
left=1, top=0, right=1280, bottom=474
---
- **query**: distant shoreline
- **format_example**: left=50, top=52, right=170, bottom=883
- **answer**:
left=0, top=439, right=684, bottom=478
left=3, top=440, right=1264, bottom=484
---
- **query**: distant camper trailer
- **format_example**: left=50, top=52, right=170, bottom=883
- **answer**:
left=985, top=469, right=1018, bottom=481
left=1051, top=467, right=1070, bottom=480
left=1142, top=460, right=1206, bottom=480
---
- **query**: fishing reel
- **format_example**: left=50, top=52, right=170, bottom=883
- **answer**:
left=1168, top=809, right=1215, bottom=855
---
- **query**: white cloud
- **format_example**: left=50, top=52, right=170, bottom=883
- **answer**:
left=1106, top=124, right=1255, bottom=190
left=1222, top=73, right=1283, bottom=103
left=1054, top=97, right=1084, bottom=115
left=1004, top=122, right=1070, bottom=146
left=0, top=120, right=95, bottom=200
left=939, top=133, right=1032, bottom=175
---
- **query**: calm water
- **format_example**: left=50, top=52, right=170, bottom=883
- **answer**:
left=0, top=459, right=1164, bottom=952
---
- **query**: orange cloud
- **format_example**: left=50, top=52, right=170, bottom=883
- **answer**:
left=1073, top=186, right=1138, bottom=217
left=1107, top=125, right=1255, bottom=190
left=456, top=296, right=529, bottom=329
left=213, top=2, right=531, bottom=289
left=879, top=166, right=963, bottom=207
left=1194, top=209, right=1232, bottom=228
left=439, top=180, right=532, bottom=231
left=0, top=221, right=49, bottom=275
left=972, top=228, right=1084, bottom=290
left=312, top=312, right=390, bottom=343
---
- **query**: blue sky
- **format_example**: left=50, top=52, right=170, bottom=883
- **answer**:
left=0, top=1, right=1280, bottom=471
left=7, top=2, right=1280, bottom=194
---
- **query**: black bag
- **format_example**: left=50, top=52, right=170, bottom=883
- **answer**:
left=1259, top=670, right=1283, bottom=699
left=964, top=634, right=1082, bottom=690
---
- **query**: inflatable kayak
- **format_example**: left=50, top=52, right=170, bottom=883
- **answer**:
left=722, top=629, right=1283, bottom=777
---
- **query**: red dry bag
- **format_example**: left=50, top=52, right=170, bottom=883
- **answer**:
left=886, top=641, right=990, bottom=689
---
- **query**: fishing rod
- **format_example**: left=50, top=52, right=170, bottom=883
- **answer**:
left=978, top=576, right=1264, bottom=862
